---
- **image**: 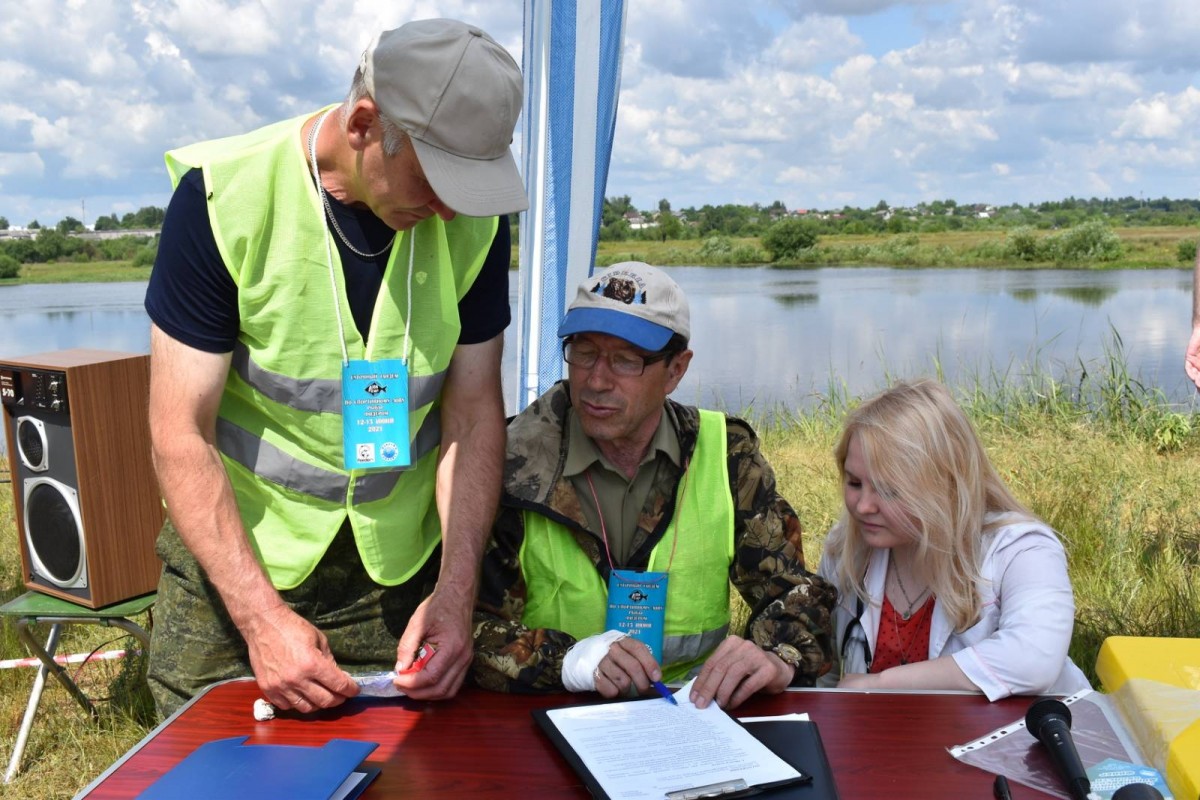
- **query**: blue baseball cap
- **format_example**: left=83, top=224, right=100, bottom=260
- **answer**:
left=557, top=262, right=690, bottom=351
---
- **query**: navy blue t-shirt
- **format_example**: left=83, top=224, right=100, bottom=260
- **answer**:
left=145, top=168, right=511, bottom=354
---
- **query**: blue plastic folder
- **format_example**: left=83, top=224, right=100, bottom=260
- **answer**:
left=135, top=736, right=380, bottom=800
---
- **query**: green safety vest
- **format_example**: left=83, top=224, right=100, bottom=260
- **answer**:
left=520, top=410, right=735, bottom=682
left=164, top=109, right=497, bottom=589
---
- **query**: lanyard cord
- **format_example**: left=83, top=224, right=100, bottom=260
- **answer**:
left=308, top=109, right=413, bottom=366
left=583, top=456, right=689, bottom=575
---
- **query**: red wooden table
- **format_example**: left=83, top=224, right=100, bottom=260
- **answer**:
left=77, top=680, right=1057, bottom=798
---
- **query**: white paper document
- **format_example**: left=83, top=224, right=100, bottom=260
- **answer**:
left=543, top=681, right=802, bottom=800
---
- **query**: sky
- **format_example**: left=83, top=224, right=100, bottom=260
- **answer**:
left=2, top=0, right=1200, bottom=227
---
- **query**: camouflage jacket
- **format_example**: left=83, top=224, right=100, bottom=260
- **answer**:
left=470, top=381, right=835, bottom=693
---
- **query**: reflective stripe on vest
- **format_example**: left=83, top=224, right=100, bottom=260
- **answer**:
left=231, top=341, right=449, bottom=414
left=519, top=409, right=736, bottom=682
left=165, top=110, right=496, bottom=589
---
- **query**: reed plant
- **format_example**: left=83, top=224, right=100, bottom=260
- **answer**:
left=2, top=349, right=1199, bottom=798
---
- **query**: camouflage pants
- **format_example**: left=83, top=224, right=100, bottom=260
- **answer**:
left=147, top=518, right=440, bottom=720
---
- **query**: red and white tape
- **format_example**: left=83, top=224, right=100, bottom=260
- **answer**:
left=0, top=649, right=130, bottom=670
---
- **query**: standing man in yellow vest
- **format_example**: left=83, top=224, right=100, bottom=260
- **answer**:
left=144, top=19, right=527, bottom=718
left=471, top=262, right=835, bottom=710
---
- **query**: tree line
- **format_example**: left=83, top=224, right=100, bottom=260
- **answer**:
left=2, top=193, right=1198, bottom=278
left=0, top=206, right=166, bottom=234
left=599, top=195, right=1200, bottom=241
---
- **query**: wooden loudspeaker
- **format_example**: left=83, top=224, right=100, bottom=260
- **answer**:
left=0, top=349, right=164, bottom=608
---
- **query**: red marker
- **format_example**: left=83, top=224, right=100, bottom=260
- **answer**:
left=398, top=642, right=436, bottom=674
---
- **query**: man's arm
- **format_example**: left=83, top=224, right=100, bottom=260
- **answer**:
left=148, top=325, right=357, bottom=711
left=689, top=418, right=836, bottom=709
left=392, top=333, right=506, bottom=699
left=1186, top=243, right=1200, bottom=389
left=470, top=504, right=588, bottom=692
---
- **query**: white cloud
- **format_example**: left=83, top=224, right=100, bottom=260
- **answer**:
left=764, top=18, right=862, bottom=70
left=832, top=112, right=884, bottom=153
left=1115, top=97, right=1183, bottom=140
left=0, top=152, right=44, bottom=179
left=4, top=0, right=1200, bottom=222
left=1114, top=88, right=1200, bottom=142
left=153, top=0, right=281, bottom=56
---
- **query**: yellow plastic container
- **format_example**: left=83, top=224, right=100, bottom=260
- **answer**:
left=1095, top=637, right=1200, bottom=800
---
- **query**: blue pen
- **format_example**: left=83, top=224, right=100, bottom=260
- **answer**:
left=651, top=680, right=678, bottom=705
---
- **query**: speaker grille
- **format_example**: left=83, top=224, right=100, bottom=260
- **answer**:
left=16, top=416, right=48, bottom=472
left=24, top=477, right=86, bottom=587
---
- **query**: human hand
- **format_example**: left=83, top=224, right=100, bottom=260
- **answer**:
left=391, top=588, right=473, bottom=700
left=243, top=603, right=358, bottom=713
left=1185, top=327, right=1200, bottom=390
left=594, top=637, right=662, bottom=699
left=689, top=637, right=793, bottom=710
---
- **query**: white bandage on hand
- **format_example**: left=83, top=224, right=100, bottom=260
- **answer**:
left=561, top=630, right=628, bottom=692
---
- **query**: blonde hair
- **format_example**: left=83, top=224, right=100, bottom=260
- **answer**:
left=825, top=379, right=1036, bottom=631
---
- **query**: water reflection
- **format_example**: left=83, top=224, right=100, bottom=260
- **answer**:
left=774, top=293, right=819, bottom=308
left=1009, top=286, right=1121, bottom=306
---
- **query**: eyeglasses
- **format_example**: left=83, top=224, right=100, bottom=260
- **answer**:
left=562, top=339, right=676, bottom=377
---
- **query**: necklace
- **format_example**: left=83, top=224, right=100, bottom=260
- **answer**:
left=307, top=110, right=396, bottom=260
left=892, top=561, right=930, bottom=620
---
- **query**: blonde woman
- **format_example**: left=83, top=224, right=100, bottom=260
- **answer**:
left=817, top=379, right=1090, bottom=699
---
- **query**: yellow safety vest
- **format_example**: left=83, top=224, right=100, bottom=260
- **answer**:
left=520, top=410, right=735, bottom=682
left=164, top=109, right=497, bottom=589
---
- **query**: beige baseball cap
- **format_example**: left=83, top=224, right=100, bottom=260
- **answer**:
left=558, top=262, right=691, bottom=351
left=360, top=19, right=529, bottom=216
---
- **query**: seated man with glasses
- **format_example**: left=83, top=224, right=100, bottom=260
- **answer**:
left=471, top=262, right=835, bottom=709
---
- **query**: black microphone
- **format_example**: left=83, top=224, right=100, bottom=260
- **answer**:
left=1025, top=698, right=1092, bottom=800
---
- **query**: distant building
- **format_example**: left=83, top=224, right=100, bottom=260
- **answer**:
left=624, top=211, right=657, bottom=230
left=0, top=227, right=158, bottom=241
left=75, top=228, right=159, bottom=241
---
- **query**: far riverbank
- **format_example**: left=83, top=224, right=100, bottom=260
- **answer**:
left=0, top=227, right=1196, bottom=286
left=594, top=225, right=1199, bottom=270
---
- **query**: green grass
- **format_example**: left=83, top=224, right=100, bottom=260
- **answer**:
left=3, top=353, right=1199, bottom=797
left=0, top=261, right=149, bottom=285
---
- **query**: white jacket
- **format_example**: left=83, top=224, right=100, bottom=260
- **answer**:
left=817, top=516, right=1091, bottom=700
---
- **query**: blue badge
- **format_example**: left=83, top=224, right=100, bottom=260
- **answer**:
left=605, top=570, right=668, bottom=663
left=341, top=358, right=410, bottom=470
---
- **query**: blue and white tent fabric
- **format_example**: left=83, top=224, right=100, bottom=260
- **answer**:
left=516, top=0, right=627, bottom=411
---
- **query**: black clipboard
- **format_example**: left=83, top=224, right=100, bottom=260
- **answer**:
left=532, top=706, right=839, bottom=800
left=741, top=720, right=840, bottom=800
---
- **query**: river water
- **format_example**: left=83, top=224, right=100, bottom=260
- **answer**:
left=0, top=266, right=1193, bottom=415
